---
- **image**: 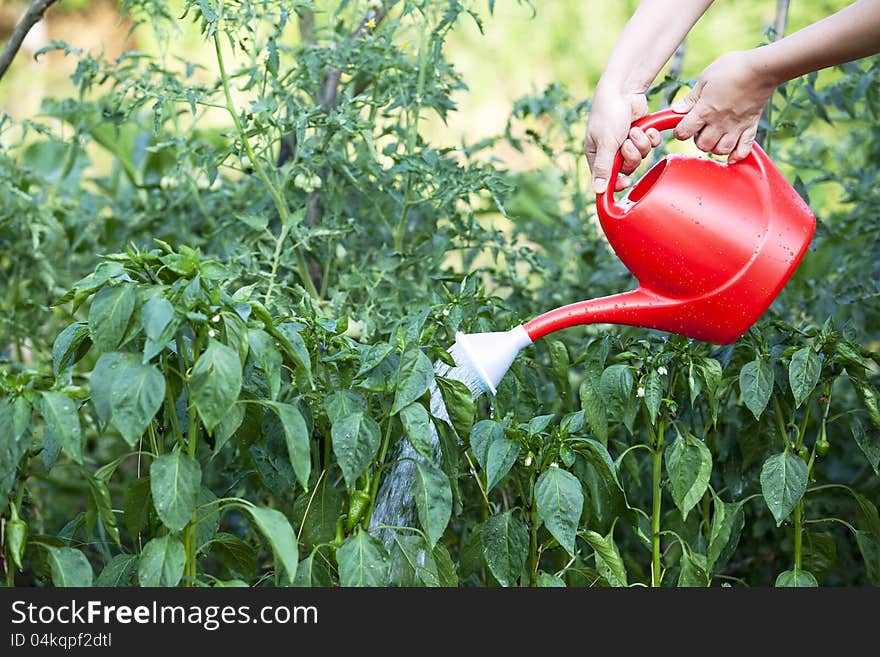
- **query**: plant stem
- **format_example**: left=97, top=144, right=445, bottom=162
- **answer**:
left=184, top=330, right=202, bottom=586
left=212, top=31, right=318, bottom=302
left=793, top=499, right=803, bottom=572
left=772, top=394, right=789, bottom=448
left=528, top=498, right=539, bottom=587
left=651, top=421, right=666, bottom=587
left=392, top=17, right=429, bottom=252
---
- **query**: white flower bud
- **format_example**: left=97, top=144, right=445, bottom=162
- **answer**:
left=657, top=366, right=668, bottom=376
left=211, top=314, right=220, bottom=323
left=637, top=386, right=645, bottom=398
left=208, top=329, right=216, bottom=338
left=550, top=462, right=559, bottom=468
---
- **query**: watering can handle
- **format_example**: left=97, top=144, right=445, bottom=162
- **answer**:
left=596, top=108, right=685, bottom=221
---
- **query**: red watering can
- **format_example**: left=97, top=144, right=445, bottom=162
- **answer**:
left=452, top=109, right=816, bottom=394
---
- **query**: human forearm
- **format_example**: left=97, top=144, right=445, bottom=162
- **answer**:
left=586, top=0, right=713, bottom=192
left=751, top=0, right=880, bottom=86
left=598, top=0, right=714, bottom=93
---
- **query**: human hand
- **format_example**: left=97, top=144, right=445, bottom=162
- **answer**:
left=585, top=87, right=662, bottom=193
left=671, top=50, right=779, bottom=163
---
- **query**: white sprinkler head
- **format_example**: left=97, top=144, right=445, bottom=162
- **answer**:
left=452, top=325, right=533, bottom=395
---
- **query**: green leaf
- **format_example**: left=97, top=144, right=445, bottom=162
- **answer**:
left=789, top=347, right=821, bottom=407
left=432, top=543, right=458, bottom=587
left=390, top=534, right=441, bottom=586
left=644, top=368, right=663, bottom=423
left=324, top=389, right=366, bottom=424
left=485, top=434, right=520, bottom=492
left=291, top=477, right=343, bottom=551
left=142, top=297, right=177, bottom=362
left=760, top=451, right=808, bottom=525
left=853, top=491, right=880, bottom=537
left=850, top=376, right=880, bottom=433
left=527, top=414, right=554, bottom=436
left=411, top=460, right=452, bottom=547
left=243, top=505, right=299, bottom=584
left=90, top=352, right=127, bottom=428
left=214, top=401, right=245, bottom=454
left=40, top=392, right=82, bottom=464
left=337, top=529, right=389, bottom=587
left=535, top=467, right=583, bottom=556
left=775, top=569, right=818, bottom=587
left=222, top=311, right=250, bottom=365
left=124, top=478, right=152, bottom=538
left=574, top=438, right=624, bottom=490
left=581, top=529, right=627, bottom=587
left=96, top=554, right=138, bottom=587
left=88, top=284, right=136, bottom=353
left=277, top=324, right=313, bottom=386
left=292, top=552, right=332, bottom=588
left=331, top=412, right=381, bottom=487
left=265, top=402, right=311, bottom=489
left=548, top=339, right=570, bottom=391
left=739, top=358, right=774, bottom=420
left=400, top=402, right=434, bottom=460
left=195, top=487, right=219, bottom=551
left=666, top=434, right=712, bottom=519
left=150, top=449, right=202, bottom=532
left=469, top=419, right=503, bottom=470
left=538, top=571, right=566, bottom=587
left=138, top=535, right=186, bottom=587
left=855, top=530, right=880, bottom=585
left=600, top=364, right=634, bottom=428
left=392, top=347, right=434, bottom=414
left=248, top=329, right=282, bottom=400
left=52, top=321, right=91, bottom=377
left=678, top=551, right=710, bottom=587
left=802, top=532, right=837, bottom=581
left=708, top=498, right=745, bottom=573
left=190, top=339, right=243, bottom=433
left=85, top=471, right=120, bottom=545
left=109, top=358, right=165, bottom=447
left=851, top=418, right=880, bottom=476
left=697, top=357, right=723, bottom=422
left=0, top=398, right=31, bottom=511
left=579, top=375, right=608, bottom=444
left=212, top=533, right=258, bottom=579
left=44, top=546, right=94, bottom=587
left=436, top=376, right=475, bottom=438
left=357, top=342, right=394, bottom=377
left=688, top=361, right=703, bottom=405
left=481, top=511, right=528, bottom=587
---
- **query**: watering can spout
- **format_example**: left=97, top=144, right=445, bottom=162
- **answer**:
left=523, top=287, right=682, bottom=342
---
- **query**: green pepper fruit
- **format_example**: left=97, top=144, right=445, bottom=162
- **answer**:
left=5, top=504, right=27, bottom=571
left=798, top=446, right=810, bottom=463
left=345, top=490, right=372, bottom=533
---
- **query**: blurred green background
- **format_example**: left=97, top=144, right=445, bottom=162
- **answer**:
left=0, top=0, right=852, bottom=148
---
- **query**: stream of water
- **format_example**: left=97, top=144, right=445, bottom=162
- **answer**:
left=369, top=346, right=486, bottom=549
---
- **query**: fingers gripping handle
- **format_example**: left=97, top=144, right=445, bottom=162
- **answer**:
left=596, top=109, right=684, bottom=221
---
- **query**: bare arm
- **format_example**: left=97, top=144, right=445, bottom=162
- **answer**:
left=585, top=0, right=714, bottom=193
left=670, top=1, right=880, bottom=164
left=756, top=0, right=880, bottom=88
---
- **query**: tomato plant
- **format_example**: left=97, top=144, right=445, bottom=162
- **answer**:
left=1, top=1, right=878, bottom=587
